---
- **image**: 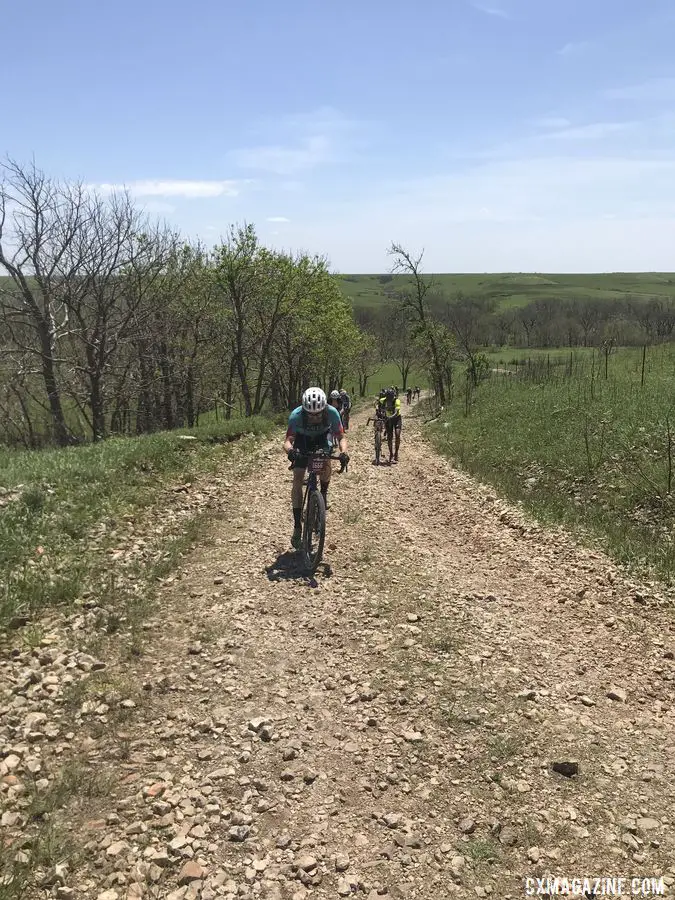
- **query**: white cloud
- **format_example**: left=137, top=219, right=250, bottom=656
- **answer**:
left=266, top=216, right=290, bottom=223
left=604, top=77, right=675, bottom=102
left=279, top=181, right=304, bottom=193
left=229, top=106, right=364, bottom=176
left=259, top=155, right=675, bottom=272
left=141, top=200, right=176, bottom=214
left=534, top=117, right=572, bottom=129
left=231, top=136, right=331, bottom=175
left=471, top=1, right=509, bottom=18
left=557, top=40, right=593, bottom=56
left=541, top=120, right=637, bottom=141
left=91, top=179, right=245, bottom=198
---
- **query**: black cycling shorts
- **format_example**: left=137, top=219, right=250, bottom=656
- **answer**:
left=291, top=434, right=331, bottom=469
left=385, top=414, right=402, bottom=435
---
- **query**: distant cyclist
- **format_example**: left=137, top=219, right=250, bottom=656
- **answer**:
left=328, top=389, right=343, bottom=413
left=328, top=390, right=342, bottom=447
left=284, top=388, right=349, bottom=548
left=378, top=387, right=402, bottom=464
left=339, top=388, right=351, bottom=430
left=406, top=388, right=413, bottom=405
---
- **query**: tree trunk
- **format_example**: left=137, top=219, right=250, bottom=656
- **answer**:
left=186, top=366, right=195, bottom=427
left=90, top=374, right=106, bottom=441
left=398, top=361, right=411, bottom=390
left=11, top=384, right=37, bottom=449
left=234, top=331, right=252, bottom=417
left=158, top=347, right=174, bottom=429
left=224, top=355, right=237, bottom=420
left=39, top=340, right=70, bottom=446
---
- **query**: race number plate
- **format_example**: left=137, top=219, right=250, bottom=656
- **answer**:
left=308, top=457, right=325, bottom=473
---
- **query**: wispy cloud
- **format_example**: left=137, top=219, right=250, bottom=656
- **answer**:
left=604, top=77, right=675, bottom=101
left=91, top=179, right=245, bottom=198
left=141, top=200, right=176, bottom=214
left=542, top=120, right=636, bottom=141
left=275, top=155, right=675, bottom=272
left=534, top=117, right=572, bottom=130
left=557, top=40, right=593, bottom=56
left=231, top=137, right=331, bottom=176
left=266, top=216, right=290, bottom=223
left=471, top=1, right=509, bottom=18
left=230, top=107, right=363, bottom=176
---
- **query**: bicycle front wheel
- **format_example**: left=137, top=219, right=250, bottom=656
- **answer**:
left=302, top=490, right=326, bottom=574
left=374, top=428, right=382, bottom=465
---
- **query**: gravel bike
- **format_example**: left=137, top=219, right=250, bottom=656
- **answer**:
left=366, top=414, right=386, bottom=465
left=288, top=449, right=348, bottom=574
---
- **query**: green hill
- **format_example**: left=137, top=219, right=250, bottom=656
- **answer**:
left=337, top=272, right=675, bottom=313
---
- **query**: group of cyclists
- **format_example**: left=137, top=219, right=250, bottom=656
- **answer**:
left=283, top=383, right=416, bottom=549
left=327, top=388, right=351, bottom=430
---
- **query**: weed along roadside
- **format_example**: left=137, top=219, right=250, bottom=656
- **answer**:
left=0, top=417, right=273, bottom=631
left=429, top=343, right=675, bottom=587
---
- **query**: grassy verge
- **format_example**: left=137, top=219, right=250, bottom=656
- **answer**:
left=0, top=417, right=273, bottom=629
left=429, top=344, right=675, bottom=584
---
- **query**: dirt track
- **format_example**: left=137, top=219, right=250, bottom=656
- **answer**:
left=4, top=397, right=675, bottom=899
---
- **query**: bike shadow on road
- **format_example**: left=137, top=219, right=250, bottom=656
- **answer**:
left=265, top=551, right=334, bottom=586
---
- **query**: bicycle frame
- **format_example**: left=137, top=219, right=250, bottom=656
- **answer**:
left=302, top=453, right=330, bottom=507
left=287, top=449, right=345, bottom=507
left=288, top=449, right=346, bottom=574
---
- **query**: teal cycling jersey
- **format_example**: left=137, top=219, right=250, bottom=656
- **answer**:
left=286, top=405, right=344, bottom=445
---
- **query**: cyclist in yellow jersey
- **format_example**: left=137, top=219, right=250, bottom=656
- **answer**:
left=377, top=387, right=402, bottom=464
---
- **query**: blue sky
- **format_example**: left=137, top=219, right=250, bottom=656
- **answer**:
left=3, top=0, right=675, bottom=272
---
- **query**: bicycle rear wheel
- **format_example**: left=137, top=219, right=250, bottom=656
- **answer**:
left=374, top=427, right=382, bottom=465
left=302, top=490, right=326, bottom=574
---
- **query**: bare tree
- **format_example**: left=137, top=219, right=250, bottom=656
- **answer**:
left=387, top=243, right=449, bottom=404
left=443, top=293, right=495, bottom=385
left=574, top=298, right=602, bottom=347
left=355, top=333, right=379, bottom=397
left=0, top=159, right=84, bottom=444
left=518, top=309, right=537, bottom=348
left=60, top=195, right=175, bottom=440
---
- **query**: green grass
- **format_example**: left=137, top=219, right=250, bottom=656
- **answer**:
left=465, top=838, right=500, bottom=862
left=429, top=344, right=675, bottom=583
left=337, top=272, right=675, bottom=314
left=0, top=758, right=113, bottom=900
left=0, top=416, right=272, bottom=629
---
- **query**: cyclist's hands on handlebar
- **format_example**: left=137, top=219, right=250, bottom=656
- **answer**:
left=286, top=448, right=348, bottom=472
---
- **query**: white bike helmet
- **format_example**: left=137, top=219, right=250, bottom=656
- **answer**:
left=302, top=387, right=327, bottom=413
left=329, top=390, right=340, bottom=400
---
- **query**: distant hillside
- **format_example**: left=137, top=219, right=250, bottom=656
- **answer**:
left=336, top=272, right=675, bottom=313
